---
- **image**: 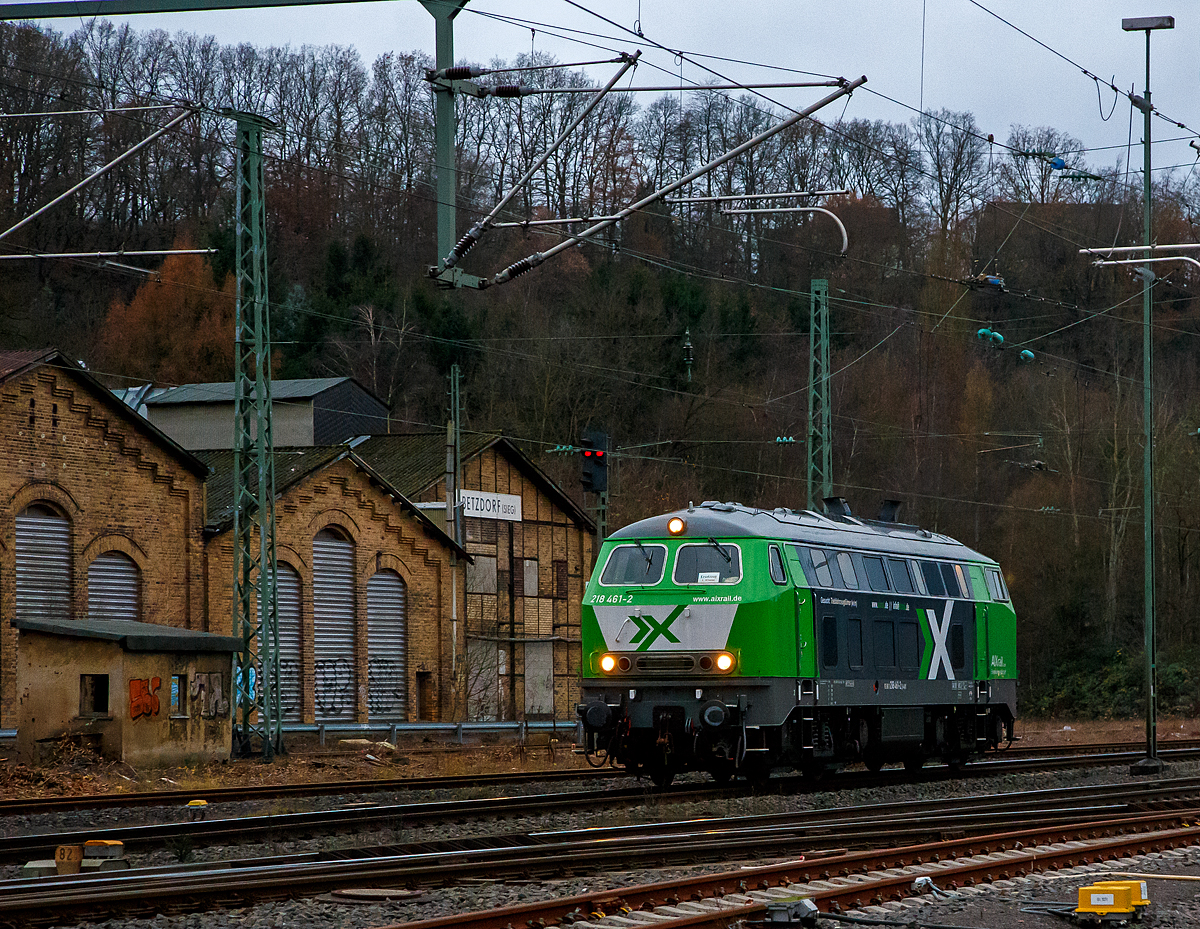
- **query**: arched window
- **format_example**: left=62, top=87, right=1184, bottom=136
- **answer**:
left=367, top=569, right=408, bottom=720
left=15, top=504, right=71, bottom=621
left=312, top=528, right=355, bottom=721
left=87, top=551, right=140, bottom=622
left=276, top=563, right=304, bottom=722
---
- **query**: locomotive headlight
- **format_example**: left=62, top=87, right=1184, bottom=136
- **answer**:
left=715, top=651, right=735, bottom=672
left=667, top=516, right=686, bottom=535
left=600, top=653, right=617, bottom=673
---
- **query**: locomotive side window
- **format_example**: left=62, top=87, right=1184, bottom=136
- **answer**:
left=985, top=567, right=1009, bottom=601
left=910, top=560, right=928, bottom=595
left=940, top=563, right=962, bottom=598
left=600, top=544, right=667, bottom=585
left=898, top=621, right=920, bottom=670
left=887, top=558, right=915, bottom=594
left=673, top=542, right=742, bottom=584
left=954, top=564, right=974, bottom=600
left=836, top=552, right=860, bottom=589
left=920, top=561, right=946, bottom=597
left=863, top=556, right=890, bottom=592
left=768, top=545, right=788, bottom=585
left=820, top=615, right=838, bottom=668
left=873, top=620, right=896, bottom=668
left=950, top=623, right=966, bottom=670
left=847, top=617, right=863, bottom=669
left=808, top=549, right=834, bottom=587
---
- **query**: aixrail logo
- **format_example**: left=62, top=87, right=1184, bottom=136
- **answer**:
left=628, top=605, right=684, bottom=650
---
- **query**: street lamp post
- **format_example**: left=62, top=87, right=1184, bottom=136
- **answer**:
left=1121, top=14, right=1173, bottom=777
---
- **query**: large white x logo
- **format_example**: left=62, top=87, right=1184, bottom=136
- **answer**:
left=926, top=601, right=955, bottom=681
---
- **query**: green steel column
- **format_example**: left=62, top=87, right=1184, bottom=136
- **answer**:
left=1134, top=30, right=1161, bottom=775
left=229, top=110, right=282, bottom=761
left=807, top=279, right=831, bottom=511
left=421, top=1, right=468, bottom=267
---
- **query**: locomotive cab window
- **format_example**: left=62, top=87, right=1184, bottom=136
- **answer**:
left=600, top=544, right=667, bottom=586
left=985, top=567, right=1009, bottom=602
left=954, top=564, right=974, bottom=600
left=674, top=542, right=741, bottom=584
left=862, top=556, right=890, bottom=592
left=768, top=544, right=788, bottom=585
left=820, top=615, right=838, bottom=668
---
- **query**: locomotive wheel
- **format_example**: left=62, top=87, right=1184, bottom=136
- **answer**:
left=649, top=764, right=675, bottom=788
left=708, top=763, right=734, bottom=785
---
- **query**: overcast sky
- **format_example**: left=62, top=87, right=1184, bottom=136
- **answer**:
left=13, top=0, right=1200, bottom=177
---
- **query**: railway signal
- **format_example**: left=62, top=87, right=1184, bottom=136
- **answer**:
left=580, top=431, right=608, bottom=493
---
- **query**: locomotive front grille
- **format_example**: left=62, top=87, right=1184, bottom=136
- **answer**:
left=635, top=655, right=695, bottom=673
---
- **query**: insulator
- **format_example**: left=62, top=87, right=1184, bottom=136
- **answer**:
left=443, top=66, right=483, bottom=80
left=491, top=85, right=531, bottom=98
left=444, top=222, right=484, bottom=269
left=494, top=252, right=544, bottom=284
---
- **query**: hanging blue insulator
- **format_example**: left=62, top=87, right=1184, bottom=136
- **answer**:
left=1050, top=157, right=1067, bottom=170
left=1019, top=350, right=1035, bottom=363
left=990, top=331, right=1005, bottom=345
left=976, top=327, right=993, bottom=340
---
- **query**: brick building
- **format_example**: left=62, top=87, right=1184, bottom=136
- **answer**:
left=356, top=434, right=596, bottom=721
left=199, top=446, right=466, bottom=723
left=0, top=350, right=210, bottom=730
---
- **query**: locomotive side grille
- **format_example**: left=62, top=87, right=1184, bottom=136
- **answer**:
left=635, top=655, right=695, bottom=673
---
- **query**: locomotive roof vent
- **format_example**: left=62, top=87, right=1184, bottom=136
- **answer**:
left=878, top=499, right=902, bottom=522
left=823, top=496, right=852, bottom=517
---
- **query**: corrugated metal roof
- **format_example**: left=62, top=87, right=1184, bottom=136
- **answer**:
left=146, top=378, right=353, bottom=405
left=12, top=616, right=242, bottom=653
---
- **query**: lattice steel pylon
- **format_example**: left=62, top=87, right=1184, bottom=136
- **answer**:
left=228, top=110, right=282, bottom=760
left=807, top=279, right=831, bottom=511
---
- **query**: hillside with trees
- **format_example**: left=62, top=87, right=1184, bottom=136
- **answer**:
left=2, top=20, right=1199, bottom=715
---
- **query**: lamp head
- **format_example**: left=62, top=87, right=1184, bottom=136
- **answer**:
left=1122, top=16, right=1174, bottom=31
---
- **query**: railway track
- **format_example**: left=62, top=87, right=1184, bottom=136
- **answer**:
left=6, top=743, right=1200, bottom=865
left=5, top=738, right=1199, bottom=819
left=2, top=776, right=1199, bottom=927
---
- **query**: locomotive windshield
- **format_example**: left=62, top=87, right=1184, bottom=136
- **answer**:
left=673, top=542, right=742, bottom=584
left=600, top=544, right=668, bottom=585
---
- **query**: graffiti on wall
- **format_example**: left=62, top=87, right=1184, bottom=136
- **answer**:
left=129, top=677, right=161, bottom=720
left=314, top=658, right=354, bottom=718
left=190, top=672, right=230, bottom=718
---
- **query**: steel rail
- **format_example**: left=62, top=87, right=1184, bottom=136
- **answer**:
left=7, top=740, right=1198, bottom=818
left=8, top=807, right=1198, bottom=929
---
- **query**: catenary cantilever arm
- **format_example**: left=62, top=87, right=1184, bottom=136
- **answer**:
left=488, top=75, right=867, bottom=286
left=440, top=50, right=641, bottom=270
left=0, top=107, right=195, bottom=243
left=721, top=205, right=849, bottom=254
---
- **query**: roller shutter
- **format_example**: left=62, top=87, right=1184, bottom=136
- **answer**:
left=15, top=509, right=71, bottom=621
left=87, top=552, right=139, bottom=622
left=312, top=531, right=356, bottom=721
left=367, top=570, right=407, bottom=720
left=276, top=564, right=304, bottom=722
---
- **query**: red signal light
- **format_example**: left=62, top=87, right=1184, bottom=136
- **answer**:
left=595, top=450, right=604, bottom=457
left=583, top=449, right=593, bottom=457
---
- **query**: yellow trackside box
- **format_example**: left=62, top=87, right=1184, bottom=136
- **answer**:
left=1076, top=880, right=1146, bottom=919
left=1093, top=880, right=1149, bottom=912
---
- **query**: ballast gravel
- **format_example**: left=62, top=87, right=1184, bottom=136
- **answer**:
left=17, top=758, right=1200, bottom=929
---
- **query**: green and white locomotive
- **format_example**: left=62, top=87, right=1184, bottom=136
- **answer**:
left=577, top=499, right=1017, bottom=785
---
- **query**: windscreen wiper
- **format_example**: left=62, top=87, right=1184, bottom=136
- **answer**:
left=634, top=540, right=655, bottom=574
left=707, top=537, right=732, bottom=564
